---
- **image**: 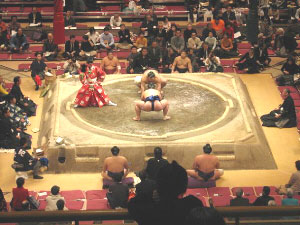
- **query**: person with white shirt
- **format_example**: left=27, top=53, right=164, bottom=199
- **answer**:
left=85, top=27, right=100, bottom=46
left=110, top=14, right=122, bottom=28
left=45, top=186, right=67, bottom=211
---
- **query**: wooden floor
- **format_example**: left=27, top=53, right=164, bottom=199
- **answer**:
left=0, top=61, right=300, bottom=200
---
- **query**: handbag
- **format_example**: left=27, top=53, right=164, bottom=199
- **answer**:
left=275, top=118, right=290, bottom=128
left=27, top=196, right=40, bottom=210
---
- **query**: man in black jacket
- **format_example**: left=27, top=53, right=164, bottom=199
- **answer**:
left=145, top=147, right=168, bottom=181
left=118, top=24, right=133, bottom=49
left=106, top=173, right=129, bottom=209
left=222, top=6, right=236, bottom=24
left=64, top=35, right=80, bottom=58
left=28, top=7, right=42, bottom=25
left=155, top=23, right=166, bottom=48
left=197, top=42, right=210, bottom=66
left=141, top=15, right=157, bottom=44
left=253, top=186, right=274, bottom=206
left=230, top=188, right=250, bottom=206
left=148, top=41, right=162, bottom=69
left=261, top=88, right=297, bottom=128
left=132, top=47, right=151, bottom=74
left=0, top=108, right=20, bottom=149
left=14, top=137, right=43, bottom=179
left=43, top=33, right=58, bottom=61
left=30, top=52, right=48, bottom=90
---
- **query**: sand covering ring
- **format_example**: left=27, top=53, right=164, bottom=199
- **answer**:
left=72, top=78, right=228, bottom=137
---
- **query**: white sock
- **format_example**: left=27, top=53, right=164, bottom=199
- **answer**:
left=108, top=101, right=117, bottom=106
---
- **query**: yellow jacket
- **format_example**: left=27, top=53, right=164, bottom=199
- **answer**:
left=0, top=84, right=8, bottom=95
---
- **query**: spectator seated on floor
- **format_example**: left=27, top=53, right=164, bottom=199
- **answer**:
left=45, top=185, right=66, bottom=211
left=201, top=23, right=217, bottom=41
left=85, top=27, right=100, bottom=47
left=10, top=76, right=37, bottom=117
left=101, top=50, right=121, bottom=74
left=211, top=17, right=225, bottom=38
left=269, top=5, right=280, bottom=23
left=129, top=161, right=204, bottom=225
left=166, top=24, right=177, bottom=45
left=235, top=48, right=261, bottom=74
left=144, top=147, right=168, bottom=181
left=282, top=189, right=299, bottom=206
left=118, top=24, right=133, bottom=49
left=222, top=5, right=236, bottom=27
left=43, top=33, right=58, bottom=61
left=101, top=146, right=129, bottom=181
left=8, top=16, right=20, bottom=35
left=276, top=57, right=300, bottom=86
left=162, top=48, right=176, bottom=73
left=107, top=173, right=129, bottom=209
left=222, top=22, right=235, bottom=41
left=171, top=29, right=185, bottom=56
left=254, top=42, right=271, bottom=67
left=258, top=19, right=273, bottom=48
left=220, top=33, right=238, bottom=58
left=0, top=188, right=7, bottom=212
left=277, top=160, right=300, bottom=195
left=64, top=35, right=80, bottom=58
left=253, top=186, right=274, bottom=206
left=197, top=42, right=210, bottom=67
left=63, top=56, right=81, bottom=76
left=162, top=16, right=171, bottom=31
left=274, top=28, right=286, bottom=57
left=8, top=95, right=30, bottom=130
left=0, top=75, right=8, bottom=100
left=187, top=32, right=202, bottom=54
left=99, top=27, right=115, bottom=50
left=261, top=89, right=296, bottom=128
left=135, top=32, right=148, bottom=49
left=140, top=14, right=157, bottom=43
left=156, top=23, right=167, bottom=48
left=14, top=137, right=44, bottom=179
left=148, top=40, right=162, bottom=69
left=110, top=14, right=122, bottom=28
left=172, top=50, right=193, bottom=73
left=186, top=207, right=226, bottom=225
left=230, top=188, right=250, bottom=206
left=0, top=27, right=9, bottom=51
left=11, top=177, right=29, bottom=211
left=30, top=52, right=48, bottom=91
left=79, top=35, right=97, bottom=59
left=184, top=23, right=197, bottom=45
left=205, top=52, right=223, bottom=72
left=28, top=7, right=42, bottom=26
left=187, top=48, right=199, bottom=72
left=132, top=47, right=151, bottom=74
left=9, top=28, right=29, bottom=53
left=64, top=10, right=76, bottom=27
left=126, top=46, right=138, bottom=74
left=204, top=31, right=217, bottom=51
left=186, top=144, right=224, bottom=181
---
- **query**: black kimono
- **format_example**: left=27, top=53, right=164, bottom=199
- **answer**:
left=261, top=95, right=297, bottom=128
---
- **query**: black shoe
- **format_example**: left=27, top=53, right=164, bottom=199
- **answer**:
left=35, top=86, right=39, bottom=91
left=33, top=175, right=43, bottom=179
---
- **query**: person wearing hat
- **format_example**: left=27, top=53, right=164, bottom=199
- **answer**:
left=186, top=144, right=224, bottom=181
left=74, top=57, right=117, bottom=107
left=133, top=82, right=170, bottom=121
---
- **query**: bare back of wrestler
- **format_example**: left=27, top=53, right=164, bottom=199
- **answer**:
left=140, top=70, right=167, bottom=94
left=187, top=154, right=223, bottom=181
left=102, top=155, right=129, bottom=181
left=101, top=52, right=120, bottom=74
left=133, top=84, right=170, bottom=121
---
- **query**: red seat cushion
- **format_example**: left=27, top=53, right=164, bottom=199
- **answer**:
left=46, top=63, right=58, bottom=69
left=294, top=99, right=300, bottom=107
left=0, top=53, right=10, bottom=59
left=290, top=92, right=300, bottom=100
left=231, top=187, right=256, bottom=196
left=220, top=59, right=235, bottom=66
left=6, top=7, right=20, bottom=12
left=76, top=24, right=88, bottom=28
left=223, top=67, right=234, bottom=73
left=186, top=188, right=209, bottom=197
left=132, top=22, right=142, bottom=28
left=60, top=190, right=85, bottom=201
left=278, top=86, right=298, bottom=93
left=211, top=195, right=233, bottom=206
left=38, top=200, right=47, bottom=210
left=86, top=190, right=108, bottom=200
left=207, top=187, right=231, bottom=197
left=102, top=221, right=124, bottom=224
left=79, top=222, right=94, bottom=225
left=267, top=49, right=275, bottom=56
left=41, top=7, right=54, bottom=12
left=18, top=63, right=31, bottom=71
left=238, top=49, right=249, bottom=55
left=11, top=53, right=34, bottom=59
left=86, top=199, right=109, bottom=210
left=117, top=51, right=130, bottom=59
left=254, top=186, right=277, bottom=196
left=56, top=70, right=64, bottom=76
left=65, top=200, right=84, bottom=210
left=238, top=42, right=252, bottom=49
left=120, top=62, right=126, bottom=68
left=121, top=68, right=127, bottom=74
left=29, top=46, right=43, bottom=52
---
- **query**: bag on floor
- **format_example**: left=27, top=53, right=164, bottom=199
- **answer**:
left=27, top=196, right=40, bottom=210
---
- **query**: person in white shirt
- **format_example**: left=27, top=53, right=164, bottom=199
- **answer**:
left=45, top=186, right=67, bottom=211
left=187, top=32, right=202, bottom=53
left=205, top=52, right=223, bottom=72
left=85, top=27, right=100, bottom=46
left=110, top=14, right=122, bottom=27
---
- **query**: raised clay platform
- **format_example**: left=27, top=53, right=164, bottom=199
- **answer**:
left=38, top=73, right=276, bottom=173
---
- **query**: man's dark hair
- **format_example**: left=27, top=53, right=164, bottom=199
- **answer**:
left=154, top=147, right=163, bottom=160
left=56, top=199, right=65, bottom=210
left=16, top=177, right=25, bottom=188
left=35, top=51, right=42, bottom=57
left=186, top=207, right=226, bottom=225
left=86, top=56, right=93, bottom=64
left=51, top=185, right=60, bottom=195
left=131, top=46, right=137, bottom=50
left=2, top=107, right=9, bottom=116
left=147, top=71, right=156, bottom=78
left=111, top=146, right=120, bottom=156
left=70, top=34, right=75, bottom=39
left=141, top=47, right=148, bottom=52
left=89, top=27, right=95, bottom=33
left=13, top=76, right=20, bottom=85
left=82, top=35, right=88, bottom=41
left=20, top=137, right=27, bottom=147
left=262, top=186, right=270, bottom=196
left=296, top=160, right=300, bottom=171
left=203, top=144, right=212, bottom=154
left=8, top=94, right=16, bottom=102
left=104, top=26, right=109, bottom=32
left=157, top=161, right=188, bottom=201
left=107, top=50, right=113, bottom=55
left=176, top=28, right=181, bottom=32
left=120, top=24, right=125, bottom=27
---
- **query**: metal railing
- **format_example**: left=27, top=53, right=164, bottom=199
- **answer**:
left=1, top=206, right=300, bottom=225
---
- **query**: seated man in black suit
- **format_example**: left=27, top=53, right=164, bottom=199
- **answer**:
left=28, top=7, right=42, bottom=26
left=148, top=40, right=162, bottom=69
left=64, top=35, right=80, bottom=58
left=253, top=186, right=275, bottom=206
left=230, top=188, right=250, bottom=206
left=106, top=173, right=129, bottom=209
